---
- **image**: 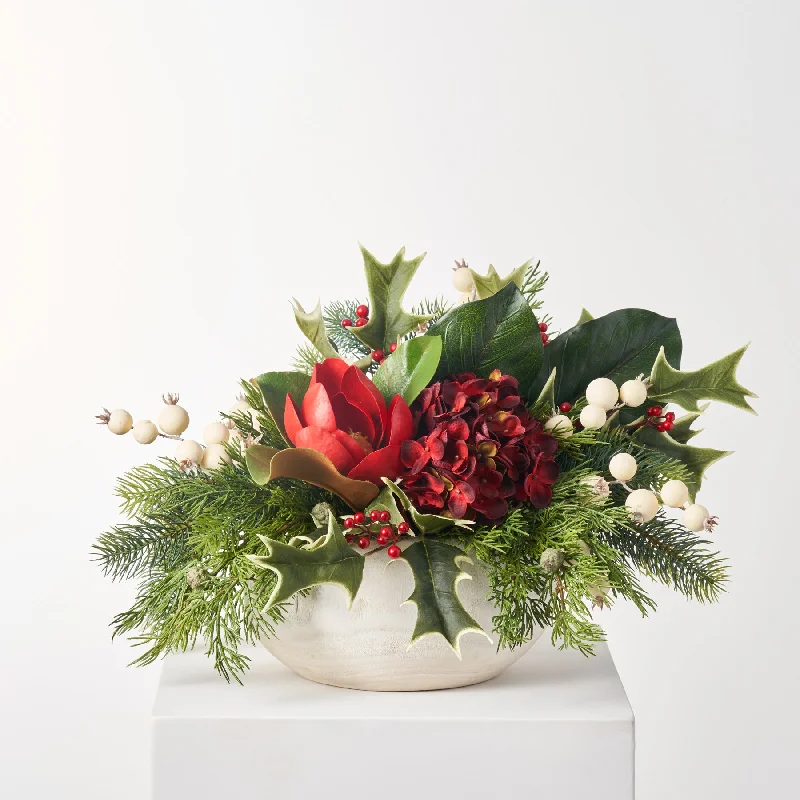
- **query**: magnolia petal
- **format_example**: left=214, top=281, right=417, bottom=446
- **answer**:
left=296, top=426, right=358, bottom=474
left=330, top=392, right=376, bottom=443
left=347, top=445, right=403, bottom=486
left=386, top=395, right=414, bottom=447
left=284, top=393, right=304, bottom=445
left=332, top=428, right=370, bottom=465
left=313, top=358, right=350, bottom=397
left=342, top=366, right=387, bottom=439
left=301, top=383, right=338, bottom=432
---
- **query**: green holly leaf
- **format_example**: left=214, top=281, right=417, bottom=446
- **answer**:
left=364, top=484, right=410, bottom=529
left=251, top=371, right=311, bottom=441
left=576, top=308, right=594, bottom=325
left=383, top=479, right=474, bottom=534
left=428, top=283, right=544, bottom=392
left=648, top=345, right=757, bottom=413
left=292, top=299, right=339, bottom=360
left=247, top=514, right=365, bottom=611
left=351, top=246, right=432, bottom=351
left=468, top=261, right=529, bottom=300
left=399, top=539, right=490, bottom=655
left=634, top=425, right=731, bottom=500
left=373, top=335, right=442, bottom=407
left=669, top=404, right=708, bottom=444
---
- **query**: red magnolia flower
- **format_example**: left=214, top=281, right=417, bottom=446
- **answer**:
left=285, top=358, right=414, bottom=485
left=399, top=370, right=560, bottom=520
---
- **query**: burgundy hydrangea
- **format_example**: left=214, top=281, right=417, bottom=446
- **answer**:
left=398, top=370, right=560, bottom=521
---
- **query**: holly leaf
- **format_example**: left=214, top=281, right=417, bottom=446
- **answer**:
left=634, top=425, right=731, bottom=500
left=382, top=479, right=473, bottom=534
left=292, top=299, right=339, bottom=360
left=468, top=261, right=530, bottom=300
left=576, top=308, right=594, bottom=325
left=251, top=371, right=311, bottom=441
left=428, top=283, right=544, bottom=392
left=373, top=335, right=442, bottom=406
left=247, top=514, right=365, bottom=611
left=245, top=445, right=380, bottom=510
left=669, top=404, right=708, bottom=444
left=351, top=246, right=432, bottom=351
left=364, top=484, right=410, bottom=530
left=399, top=539, right=490, bottom=655
left=648, top=345, right=757, bottom=413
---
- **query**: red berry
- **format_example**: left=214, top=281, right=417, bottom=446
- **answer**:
left=559, top=402, right=572, bottom=413
left=379, top=510, right=391, bottom=523
left=665, top=411, right=676, bottom=422
left=397, top=522, right=410, bottom=534
left=369, top=510, right=381, bottom=522
left=657, top=422, right=669, bottom=432
left=389, top=342, right=398, bottom=353
left=379, top=358, right=386, bottom=365
left=377, top=535, right=389, bottom=546
left=341, top=318, right=353, bottom=328
left=345, top=534, right=354, bottom=544
left=343, top=517, right=355, bottom=529
left=539, top=322, right=548, bottom=332
left=353, top=512, right=365, bottom=525
left=647, top=405, right=663, bottom=417
left=372, top=349, right=385, bottom=361
left=540, top=332, right=549, bottom=344
left=662, top=420, right=674, bottom=431
left=357, top=536, right=370, bottom=549
left=379, top=526, right=393, bottom=538
left=355, top=318, right=368, bottom=327
left=387, top=545, right=401, bottom=559
left=356, top=304, right=369, bottom=318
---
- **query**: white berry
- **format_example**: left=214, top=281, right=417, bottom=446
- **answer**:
left=581, top=475, right=610, bottom=503
left=585, top=378, right=619, bottom=411
left=661, top=479, right=690, bottom=508
left=609, top=452, right=638, bottom=482
left=452, top=267, right=474, bottom=293
left=619, top=378, right=648, bottom=408
left=201, top=443, right=231, bottom=470
left=230, top=400, right=260, bottom=432
left=132, top=420, right=158, bottom=445
left=158, top=404, right=190, bottom=436
left=683, top=504, right=709, bottom=532
left=625, top=488, right=660, bottom=522
left=175, top=439, right=203, bottom=464
left=203, top=422, right=230, bottom=446
left=544, top=414, right=573, bottom=437
left=107, top=409, right=133, bottom=435
left=579, top=404, right=608, bottom=430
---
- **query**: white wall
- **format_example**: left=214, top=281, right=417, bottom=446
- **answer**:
left=1, top=2, right=797, bottom=797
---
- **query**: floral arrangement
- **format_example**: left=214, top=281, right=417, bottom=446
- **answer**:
left=94, top=247, right=755, bottom=682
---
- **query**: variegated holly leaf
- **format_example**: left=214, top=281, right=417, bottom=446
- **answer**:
left=351, top=246, right=432, bottom=351
left=247, top=514, right=364, bottom=610
left=292, top=299, right=339, bottom=360
left=250, top=371, right=310, bottom=440
left=399, top=539, right=490, bottom=655
left=634, top=425, right=731, bottom=500
left=648, top=345, right=757, bottom=413
left=364, top=485, right=409, bottom=529
left=383, top=479, right=474, bottom=534
left=468, top=261, right=530, bottom=300
left=669, top=404, right=708, bottom=444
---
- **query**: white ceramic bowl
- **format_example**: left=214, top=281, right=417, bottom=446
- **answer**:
left=261, top=543, right=543, bottom=691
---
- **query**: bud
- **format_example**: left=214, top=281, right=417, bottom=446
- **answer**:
left=539, top=548, right=565, bottom=574
left=311, top=502, right=335, bottom=528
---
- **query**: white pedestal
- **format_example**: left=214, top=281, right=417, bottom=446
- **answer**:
left=152, top=639, right=634, bottom=799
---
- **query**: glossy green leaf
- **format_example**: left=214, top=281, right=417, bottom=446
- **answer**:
left=532, top=368, right=557, bottom=415
left=427, top=283, right=544, bottom=390
left=351, top=246, right=432, bottom=351
left=669, top=405, right=708, bottom=444
left=529, top=309, right=682, bottom=407
left=469, top=261, right=530, bottom=300
left=372, top=335, right=442, bottom=406
left=251, top=371, right=311, bottom=440
left=247, top=514, right=365, bottom=611
left=291, top=299, right=339, bottom=360
left=382, top=479, right=473, bottom=534
left=649, top=345, right=757, bottom=413
left=399, top=539, right=490, bottom=655
left=634, top=425, right=731, bottom=500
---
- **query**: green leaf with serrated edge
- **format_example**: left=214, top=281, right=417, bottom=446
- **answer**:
left=372, top=335, right=442, bottom=406
left=247, top=514, right=364, bottom=611
left=469, top=261, right=529, bottom=300
left=576, top=308, right=594, bottom=325
left=529, top=309, right=682, bottom=411
left=399, top=539, right=491, bottom=655
left=428, top=283, right=544, bottom=393
left=648, top=345, right=757, bottom=414
left=633, top=425, right=731, bottom=500
left=251, top=371, right=311, bottom=440
left=669, top=404, right=708, bottom=444
left=363, top=485, right=409, bottom=530
left=351, top=246, right=432, bottom=351
left=292, top=299, right=339, bottom=360
left=382, top=479, right=474, bottom=534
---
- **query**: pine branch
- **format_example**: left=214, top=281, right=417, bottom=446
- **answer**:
left=291, top=343, right=323, bottom=375
left=521, top=260, right=549, bottom=314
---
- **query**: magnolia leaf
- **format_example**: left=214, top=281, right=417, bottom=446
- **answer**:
left=251, top=371, right=311, bottom=440
left=634, top=425, right=731, bottom=500
left=649, top=345, right=757, bottom=414
left=382, top=479, right=473, bottom=534
left=428, top=283, right=544, bottom=392
left=669, top=404, right=708, bottom=444
left=372, top=335, right=442, bottom=406
left=576, top=308, right=594, bottom=325
left=351, top=246, right=432, bottom=351
left=292, top=299, right=339, bottom=360
left=469, top=261, right=530, bottom=300
left=364, top=485, right=409, bottom=529
left=247, top=514, right=365, bottom=611
left=529, top=309, right=682, bottom=411
left=245, top=445, right=380, bottom=509
left=399, top=539, right=490, bottom=655
left=533, top=368, right=557, bottom=414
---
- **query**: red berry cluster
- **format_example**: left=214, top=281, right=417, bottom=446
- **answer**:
left=343, top=508, right=410, bottom=557
left=539, top=321, right=550, bottom=346
left=646, top=405, right=676, bottom=432
left=341, top=304, right=371, bottom=329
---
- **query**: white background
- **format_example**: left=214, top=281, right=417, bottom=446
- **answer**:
left=1, top=1, right=798, bottom=797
